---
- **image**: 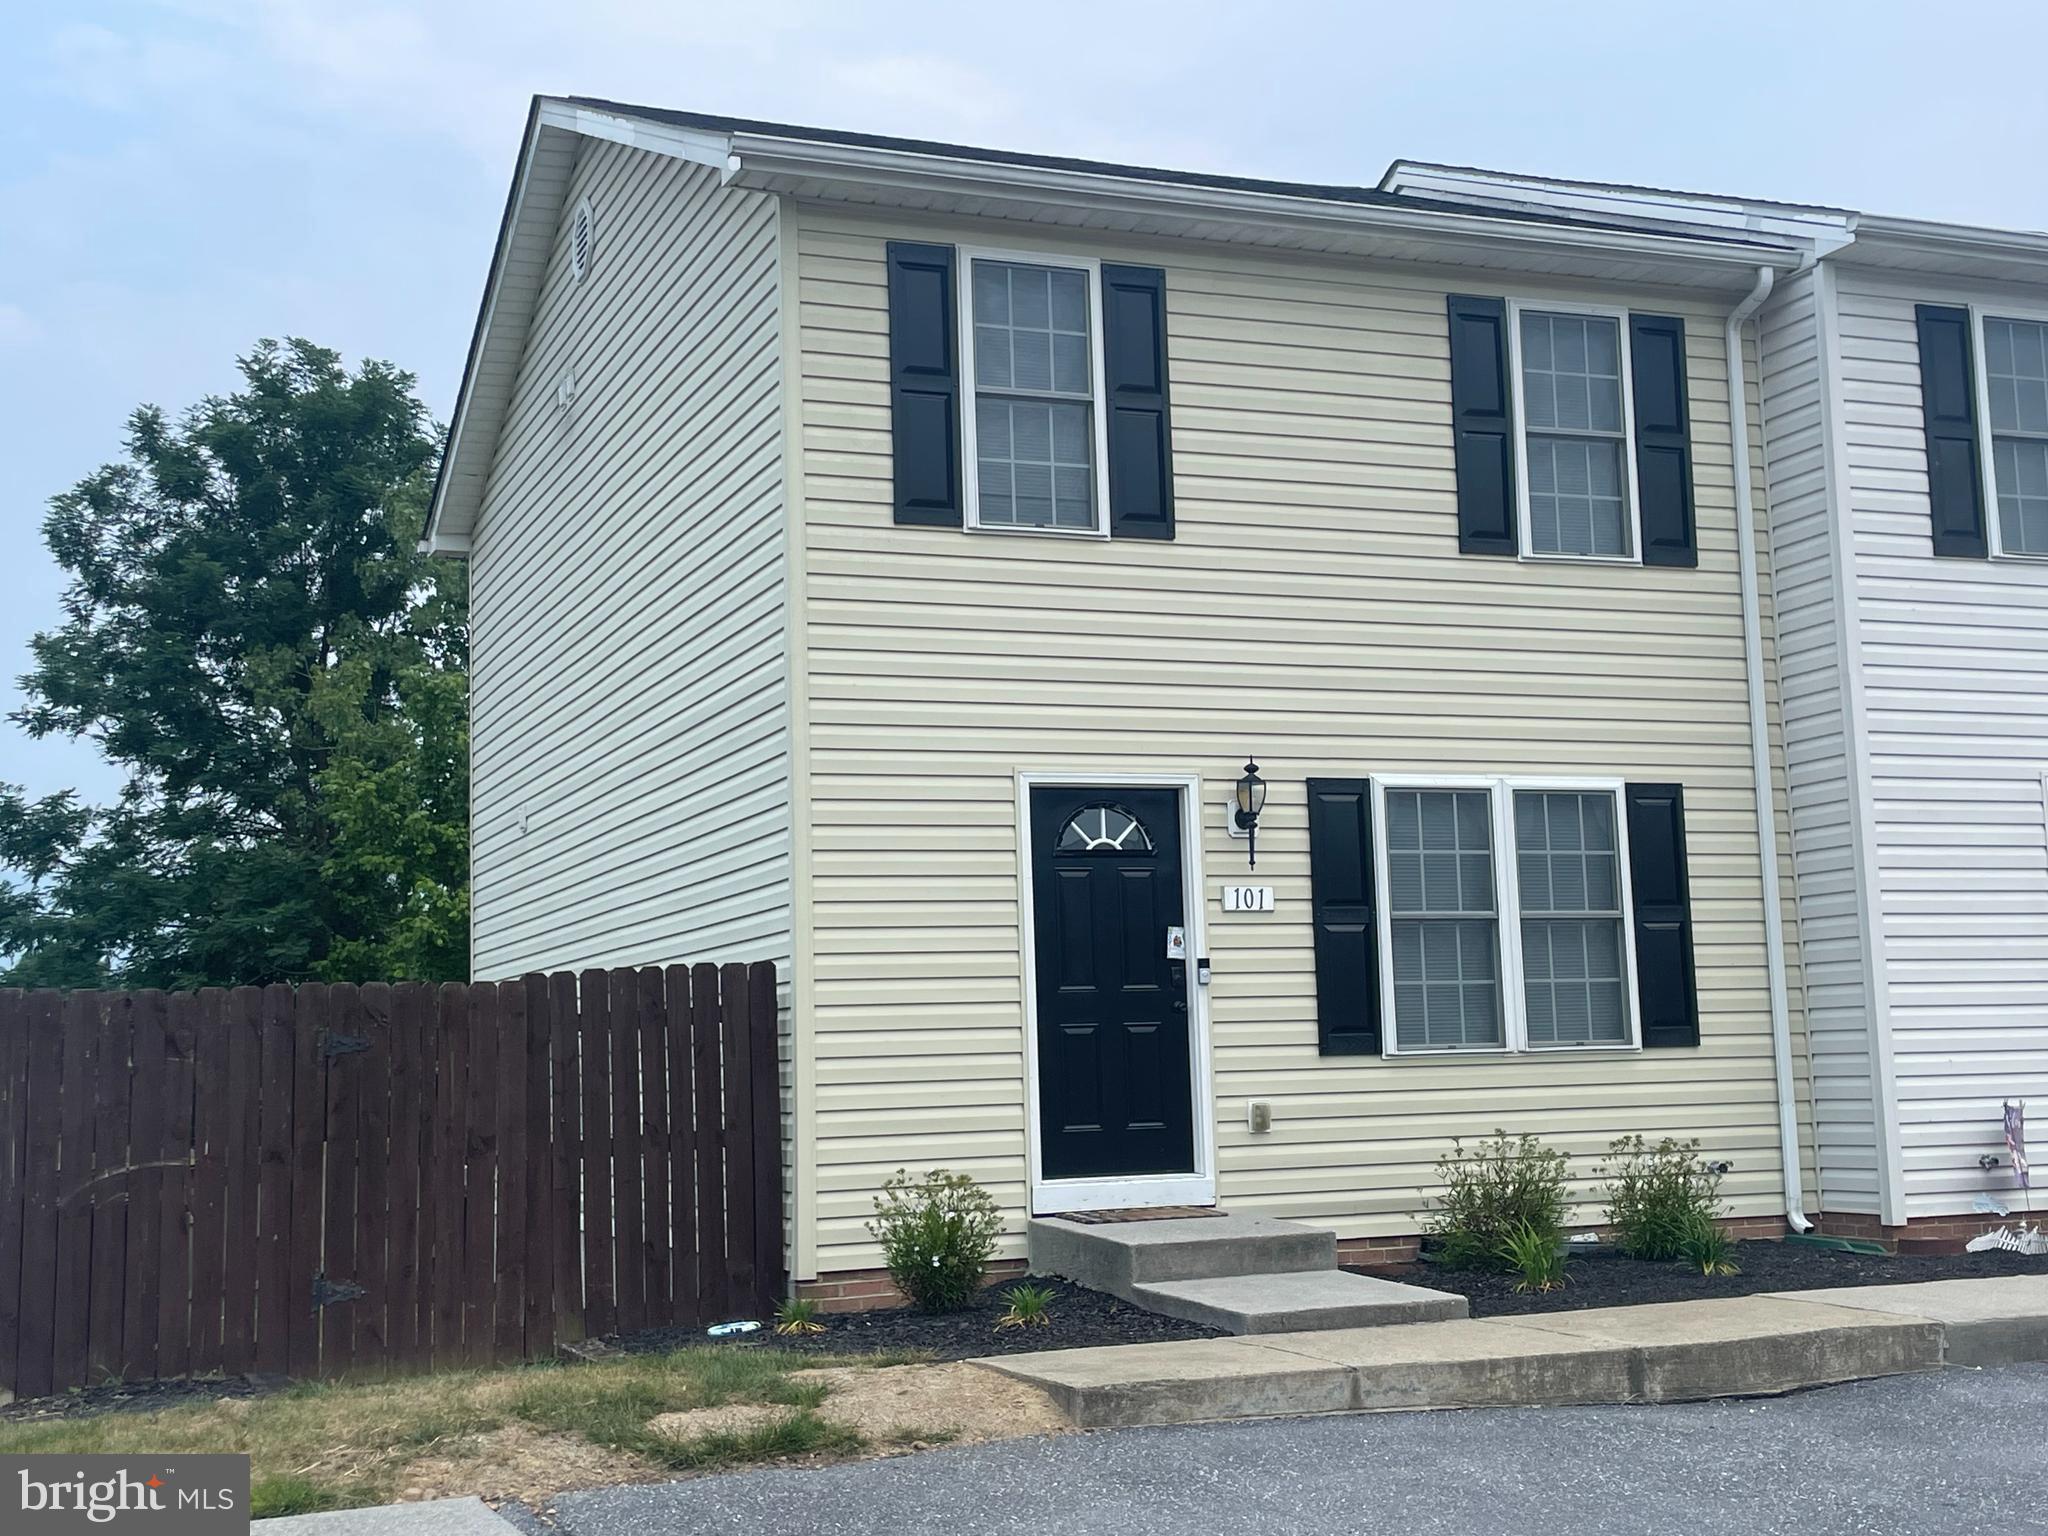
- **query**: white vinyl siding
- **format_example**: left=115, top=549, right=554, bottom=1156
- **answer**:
left=1757, top=266, right=1884, bottom=1217
left=791, top=202, right=1808, bottom=1276
left=468, top=142, right=790, bottom=983
left=1827, top=266, right=2048, bottom=1219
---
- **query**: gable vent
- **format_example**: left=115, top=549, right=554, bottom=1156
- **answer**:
left=570, top=198, right=595, bottom=283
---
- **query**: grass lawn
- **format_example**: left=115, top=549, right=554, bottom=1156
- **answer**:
left=0, top=1347, right=929, bottom=1519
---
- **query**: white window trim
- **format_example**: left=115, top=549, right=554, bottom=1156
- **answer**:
left=1505, top=298, right=1645, bottom=566
left=957, top=245, right=1115, bottom=539
left=1371, top=774, right=1643, bottom=1058
left=1968, top=302, right=2048, bottom=564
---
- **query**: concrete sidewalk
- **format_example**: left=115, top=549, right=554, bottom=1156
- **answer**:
left=258, top=1497, right=516, bottom=1536
left=980, top=1275, right=2048, bottom=1427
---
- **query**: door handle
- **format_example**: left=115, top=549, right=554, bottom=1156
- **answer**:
left=1168, top=960, right=1187, bottom=1012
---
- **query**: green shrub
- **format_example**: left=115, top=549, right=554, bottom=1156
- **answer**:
left=1497, top=1220, right=1568, bottom=1293
left=1600, top=1135, right=1726, bottom=1261
left=1678, top=1210, right=1740, bottom=1276
left=997, top=1283, right=1055, bottom=1329
left=866, top=1168, right=1004, bottom=1312
left=1427, top=1131, right=1569, bottom=1272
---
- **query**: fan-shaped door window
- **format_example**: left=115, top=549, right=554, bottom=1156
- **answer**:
left=1056, top=804, right=1154, bottom=853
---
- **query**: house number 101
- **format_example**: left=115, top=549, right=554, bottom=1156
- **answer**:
left=1221, top=885, right=1276, bottom=913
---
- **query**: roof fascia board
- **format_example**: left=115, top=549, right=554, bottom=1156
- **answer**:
left=1381, top=161, right=1856, bottom=256
left=538, top=99, right=732, bottom=172
left=724, top=132, right=1802, bottom=278
left=423, top=100, right=547, bottom=553
left=1850, top=213, right=2048, bottom=263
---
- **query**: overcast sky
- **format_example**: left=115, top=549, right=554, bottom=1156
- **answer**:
left=4, top=0, right=2045, bottom=804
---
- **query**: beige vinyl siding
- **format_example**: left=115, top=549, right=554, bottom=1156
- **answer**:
left=1758, top=267, right=1882, bottom=1215
left=792, top=203, right=1806, bottom=1275
left=469, top=140, right=790, bottom=982
left=1832, top=264, right=2048, bottom=1218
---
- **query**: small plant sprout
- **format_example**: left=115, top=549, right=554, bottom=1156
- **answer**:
left=773, top=1296, right=826, bottom=1336
left=1498, top=1220, right=1568, bottom=1293
left=996, top=1283, right=1056, bottom=1329
left=1678, top=1211, right=1741, bottom=1277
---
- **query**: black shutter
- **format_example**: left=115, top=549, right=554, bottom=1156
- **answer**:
left=886, top=241, right=962, bottom=527
left=1629, top=314, right=1698, bottom=568
left=1447, top=295, right=1517, bottom=555
left=1625, top=782, right=1700, bottom=1048
left=1914, top=303, right=1988, bottom=558
left=1102, top=264, right=1175, bottom=540
left=1307, top=779, right=1380, bottom=1055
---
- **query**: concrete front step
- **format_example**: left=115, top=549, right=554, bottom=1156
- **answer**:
left=1132, top=1269, right=1468, bottom=1334
left=980, top=1291, right=1970, bottom=1429
left=1028, top=1214, right=1336, bottom=1289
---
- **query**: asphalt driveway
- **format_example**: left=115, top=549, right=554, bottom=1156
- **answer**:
left=543, top=1364, right=2048, bottom=1536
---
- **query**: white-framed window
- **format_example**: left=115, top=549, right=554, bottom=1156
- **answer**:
left=1974, top=308, right=2048, bottom=560
left=1383, top=787, right=1504, bottom=1050
left=957, top=247, right=1113, bottom=537
left=1506, top=301, right=1642, bottom=563
left=1373, top=776, right=1642, bottom=1055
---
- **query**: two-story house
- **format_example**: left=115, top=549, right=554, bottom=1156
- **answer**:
left=425, top=98, right=1826, bottom=1298
left=1382, top=166, right=2048, bottom=1250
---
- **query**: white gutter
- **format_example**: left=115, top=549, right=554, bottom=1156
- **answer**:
left=1725, top=263, right=1811, bottom=1233
left=723, top=133, right=1805, bottom=282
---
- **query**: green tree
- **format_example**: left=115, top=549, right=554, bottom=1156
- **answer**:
left=0, top=338, right=468, bottom=987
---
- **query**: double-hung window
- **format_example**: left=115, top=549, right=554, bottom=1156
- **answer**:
left=1510, top=305, right=1638, bottom=560
left=1376, top=778, right=1641, bottom=1054
left=958, top=251, right=1112, bottom=535
left=1981, top=314, right=2048, bottom=558
left=1514, top=790, right=1630, bottom=1047
left=1385, top=789, right=1504, bottom=1050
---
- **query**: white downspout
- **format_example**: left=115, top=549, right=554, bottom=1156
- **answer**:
left=1726, top=263, right=1811, bottom=1233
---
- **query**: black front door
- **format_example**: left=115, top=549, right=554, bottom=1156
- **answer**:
left=1030, top=786, right=1195, bottom=1182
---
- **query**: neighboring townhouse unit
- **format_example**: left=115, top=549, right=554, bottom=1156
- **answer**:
left=427, top=99, right=1822, bottom=1295
left=1385, top=163, right=2048, bottom=1244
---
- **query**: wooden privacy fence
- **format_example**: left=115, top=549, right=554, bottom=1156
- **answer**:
left=0, top=964, right=784, bottom=1399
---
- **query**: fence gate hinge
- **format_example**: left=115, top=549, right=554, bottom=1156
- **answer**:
left=312, top=1273, right=367, bottom=1313
left=320, top=1031, right=371, bottom=1060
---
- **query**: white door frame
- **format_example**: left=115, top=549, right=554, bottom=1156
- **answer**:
left=1016, top=771, right=1217, bottom=1214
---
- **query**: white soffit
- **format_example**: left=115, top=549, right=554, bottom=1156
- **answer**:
left=1843, top=216, right=2048, bottom=287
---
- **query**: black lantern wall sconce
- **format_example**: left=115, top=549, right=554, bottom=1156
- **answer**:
left=1232, top=758, right=1267, bottom=868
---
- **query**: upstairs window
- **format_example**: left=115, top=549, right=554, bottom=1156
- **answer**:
left=960, top=253, right=1111, bottom=535
left=1983, top=315, right=2048, bottom=557
left=1512, top=305, right=1638, bottom=560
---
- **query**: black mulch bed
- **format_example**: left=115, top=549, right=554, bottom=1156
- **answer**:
left=613, top=1275, right=1224, bottom=1362
left=0, top=1373, right=285, bottom=1425
left=1353, top=1239, right=2048, bottom=1319
left=0, top=1280, right=1211, bottom=1423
